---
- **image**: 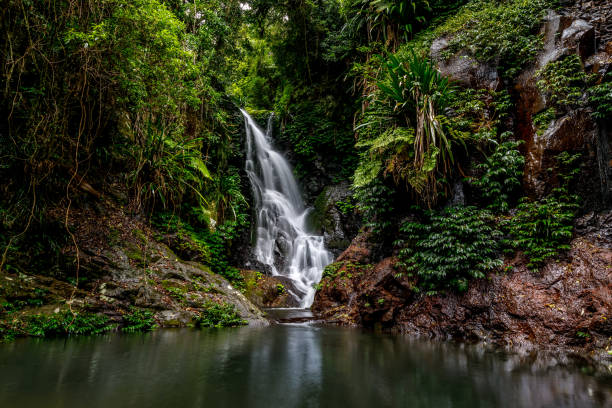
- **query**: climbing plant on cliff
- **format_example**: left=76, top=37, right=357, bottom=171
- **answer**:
left=473, top=135, right=525, bottom=213
left=589, top=73, right=612, bottom=120
left=431, top=0, right=558, bottom=78
left=396, top=206, right=503, bottom=293
left=536, top=54, right=589, bottom=113
left=505, top=152, right=581, bottom=270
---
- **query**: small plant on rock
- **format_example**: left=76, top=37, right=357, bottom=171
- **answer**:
left=194, top=301, right=246, bottom=328
left=122, top=307, right=157, bottom=332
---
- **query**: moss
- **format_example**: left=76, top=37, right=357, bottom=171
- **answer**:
left=132, top=229, right=148, bottom=245
left=124, top=242, right=146, bottom=265
left=107, top=226, right=121, bottom=247
left=404, top=0, right=556, bottom=78
left=192, top=262, right=213, bottom=275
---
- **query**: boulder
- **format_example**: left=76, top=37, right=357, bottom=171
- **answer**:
left=311, top=181, right=361, bottom=256
left=241, top=270, right=301, bottom=308
left=431, top=38, right=501, bottom=90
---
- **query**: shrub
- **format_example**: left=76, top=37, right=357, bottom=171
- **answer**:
left=122, top=307, right=157, bottom=332
left=194, top=302, right=246, bottom=328
left=377, top=52, right=455, bottom=203
left=1, top=311, right=113, bottom=340
left=397, top=206, right=503, bottom=293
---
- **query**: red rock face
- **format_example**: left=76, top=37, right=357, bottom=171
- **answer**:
left=523, top=109, right=599, bottom=198
left=512, top=11, right=605, bottom=201
left=313, top=216, right=612, bottom=355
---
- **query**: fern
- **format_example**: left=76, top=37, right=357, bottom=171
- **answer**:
left=473, top=134, right=524, bottom=213
left=505, top=152, right=580, bottom=270
left=397, top=206, right=502, bottom=293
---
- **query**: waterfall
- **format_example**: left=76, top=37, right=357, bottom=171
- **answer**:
left=242, top=109, right=333, bottom=307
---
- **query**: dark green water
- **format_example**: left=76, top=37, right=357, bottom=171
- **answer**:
left=1, top=322, right=610, bottom=408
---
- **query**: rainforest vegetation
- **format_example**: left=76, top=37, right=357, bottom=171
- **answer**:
left=1, top=0, right=611, bottom=341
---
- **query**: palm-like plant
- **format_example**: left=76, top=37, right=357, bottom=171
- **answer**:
left=377, top=51, right=454, bottom=204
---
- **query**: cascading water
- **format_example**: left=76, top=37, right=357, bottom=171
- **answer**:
left=242, top=109, right=333, bottom=308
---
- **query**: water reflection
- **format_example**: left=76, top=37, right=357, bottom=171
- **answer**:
left=0, top=325, right=610, bottom=408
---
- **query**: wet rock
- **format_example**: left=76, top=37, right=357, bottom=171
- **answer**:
left=561, top=19, right=596, bottom=59
left=156, top=310, right=194, bottom=327
left=241, top=270, right=301, bottom=308
left=311, top=181, right=361, bottom=256
left=134, top=286, right=166, bottom=310
left=65, top=205, right=270, bottom=327
left=336, top=230, right=373, bottom=264
left=575, top=210, right=612, bottom=248
left=523, top=109, right=600, bottom=198
left=514, top=10, right=611, bottom=204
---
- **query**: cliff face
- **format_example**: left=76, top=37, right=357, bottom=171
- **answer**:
left=313, top=2, right=612, bottom=362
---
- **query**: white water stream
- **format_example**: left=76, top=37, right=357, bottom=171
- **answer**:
left=242, top=109, right=333, bottom=307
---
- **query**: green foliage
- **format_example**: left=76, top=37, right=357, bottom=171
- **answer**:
left=278, top=102, right=358, bottom=180
left=505, top=153, right=580, bottom=270
left=194, top=301, right=246, bottom=328
left=1, top=0, right=247, bottom=272
left=322, top=262, right=345, bottom=280
left=121, top=307, right=157, bottom=332
left=342, top=0, right=466, bottom=51
left=576, top=331, right=591, bottom=339
left=336, top=198, right=357, bottom=215
left=153, top=214, right=244, bottom=287
left=533, top=108, right=556, bottom=136
left=536, top=54, right=589, bottom=112
left=446, top=88, right=512, bottom=138
left=473, top=135, right=525, bottom=213
left=356, top=51, right=456, bottom=205
left=354, top=127, right=415, bottom=189
left=127, top=129, right=212, bottom=218
left=432, top=0, right=556, bottom=78
left=317, top=261, right=371, bottom=290
left=366, top=0, right=435, bottom=41
left=1, top=311, right=113, bottom=341
left=26, top=311, right=112, bottom=337
left=353, top=178, right=395, bottom=232
left=397, top=206, right=503, bottom=293
left=589, top=74, right=612, bottom=120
